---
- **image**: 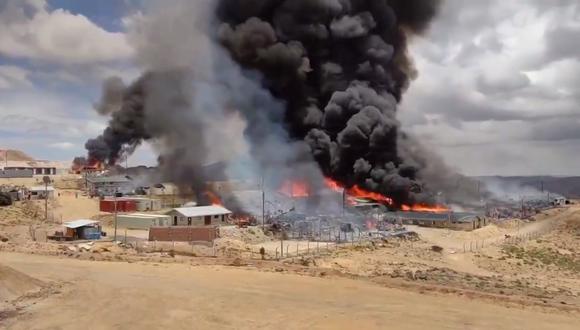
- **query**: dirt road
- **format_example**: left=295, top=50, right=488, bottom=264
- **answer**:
left=1, top=253, right=577, bottom=330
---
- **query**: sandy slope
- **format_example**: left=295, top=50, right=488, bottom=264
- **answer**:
left=0, top=263, right=43, bottom=303
left=1, top=253, right=577, bottom=330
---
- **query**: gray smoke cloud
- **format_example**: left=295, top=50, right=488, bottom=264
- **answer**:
left=84, top=0, right=483, bottom=209
left=84, top=0, right=328, bottom=208
left=94, top=77, right=125, bottom=115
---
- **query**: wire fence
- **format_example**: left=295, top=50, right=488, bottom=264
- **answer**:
left=458, top=220, right=560, bottom=253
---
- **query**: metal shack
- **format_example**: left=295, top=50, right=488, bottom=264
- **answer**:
left=167, top=205, right=232, bottom=226
left=99, top=198, right=137, bottom=213
left=28, top=186, right=55, bottom=200
left=129, top=197, right=162, bottom=212
left=63, top=220, right=101, bottom=240
left=117, top=213, right=171, bottom=230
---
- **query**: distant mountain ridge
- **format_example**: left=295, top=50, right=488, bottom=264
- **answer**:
left=0, top=149, right=34, bottom=162
left=475, top=176, right=580, bottom=198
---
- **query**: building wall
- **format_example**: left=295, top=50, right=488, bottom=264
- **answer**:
left=99, top=199, right=137, bottom=213
left=29, top=190, right=55, bottom=200
left=4, top=167, right=56, bottom=175
left=0, top=169, right=34, bottom=178
left=89, top=182, right=133, bottom=197
left=117, top=215, right=171, bottom=230
left=149, top=226, right=219, bottom=242
left=133, top=198, right=162, bottom=212
left=166, top=211, right=226, bottom=226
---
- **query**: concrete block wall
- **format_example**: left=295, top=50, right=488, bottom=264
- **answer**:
left=148, top=226, right=219, bottom=242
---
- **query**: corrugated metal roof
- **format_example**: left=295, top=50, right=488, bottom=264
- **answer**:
left=63, top=219, right=100, bottom=228
left=172, top=206, right=232, bottom=217
left=119, top=213, right=170, bottom=219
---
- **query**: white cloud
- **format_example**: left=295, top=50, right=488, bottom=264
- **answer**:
left=0, top=65, right=33, bottom=89
left=0, top=0, right=133, bottom=65
left=0, top=89, right=107, bottom=139
left=49, top=142, right=75, bottom=150
left=401, top=0, right=580, bottom=175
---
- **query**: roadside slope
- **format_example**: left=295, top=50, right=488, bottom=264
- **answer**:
left=1, top=253, right=577, bottom=330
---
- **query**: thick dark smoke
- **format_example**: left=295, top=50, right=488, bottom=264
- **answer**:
left=215, top=0, right=453, bottom=206
left=83, top=0, right=482, bottom=209
left=85, top=74, right=150, bottom=164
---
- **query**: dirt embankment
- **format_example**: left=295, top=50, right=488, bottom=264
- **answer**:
left=0, top=264, right=43, bottom=302
left=0, top=263, right=47, bottom=320
left=1, top=252, right=579, bottom=330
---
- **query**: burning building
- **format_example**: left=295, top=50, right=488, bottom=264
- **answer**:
left=80, top=0, right=482, bottom=215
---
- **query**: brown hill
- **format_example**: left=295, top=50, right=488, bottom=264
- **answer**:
left=0, top=149, right=34, bottom=162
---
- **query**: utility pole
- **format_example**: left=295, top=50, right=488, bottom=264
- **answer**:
left=114, top=189, right=118, bottom=242
left=261, top=175, right=265, bottom=230
left=341, top=188, right=346, bottom=218
left=42, top=176, right=51, bottom=221
left=280, top=232, right=284, bottom=258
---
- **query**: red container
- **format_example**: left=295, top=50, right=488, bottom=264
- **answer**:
left=99, top=199, right=137, bottom=213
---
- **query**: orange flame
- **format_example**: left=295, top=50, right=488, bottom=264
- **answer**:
left=205, top=191, right=223, bottom=206
left=324, top=177, right=394, bottom=206
left=279, top=180, right=310, bottom=198
left=324, top=178, right=343, bottom=191
left=346, top=185, right=394, bottom=205
left=324, top=177, right=448, bottom=212
left=401, top=203, right=449, bottom=213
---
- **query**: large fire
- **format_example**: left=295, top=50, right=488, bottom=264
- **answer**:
left=279, top=180, right=310, bottom=198
left=401, top=204, right=449, bottom=213
left=323, top=178, right=393, bottom=206
left=72, top=159, right=104, bottom=174
left=279, top=177, right=448, bottom=213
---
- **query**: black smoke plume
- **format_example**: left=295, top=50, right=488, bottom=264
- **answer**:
left=216, top=0, right=454, bottom=206
left=84, top=0, right=483, bottom=209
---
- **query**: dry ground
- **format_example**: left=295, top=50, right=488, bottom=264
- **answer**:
left=1, top=187, right=579, bottom=329
left=1, top=252, right=578, bottom=330
left=308, top=206, right=580, bottom=309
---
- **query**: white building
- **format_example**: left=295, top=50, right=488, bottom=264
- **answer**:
left=167, top=206, right=232, bottom=226
left=2, top=160, right=68, bottom=175
left=117, top=213, right=171, bottom=230
left=29, top=186, right=55, bottom=200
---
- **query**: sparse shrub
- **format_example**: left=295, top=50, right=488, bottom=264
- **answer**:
left=431, top=245, right=443, bottom=253
left=0, top=192, right=12, bottom=206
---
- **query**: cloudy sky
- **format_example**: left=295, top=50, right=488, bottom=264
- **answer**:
left=0, top=0, right=578, bottom=176
left=401, top=0, right=580, bottom=176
